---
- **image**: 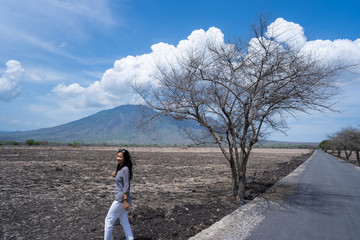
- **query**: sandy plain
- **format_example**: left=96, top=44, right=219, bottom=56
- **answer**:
left=0, top=146, right=312, bottom=240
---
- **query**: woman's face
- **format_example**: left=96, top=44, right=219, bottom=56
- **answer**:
left=116, top=152, right=125, bottom=166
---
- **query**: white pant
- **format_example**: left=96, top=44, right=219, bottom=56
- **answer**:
left=104, top=200, right=134, bottom=240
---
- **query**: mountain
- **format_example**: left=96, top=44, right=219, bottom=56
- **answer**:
left=0, top=105, right=206, bottom=145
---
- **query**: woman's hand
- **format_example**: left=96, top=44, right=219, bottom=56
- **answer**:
left=124, top=201, right=130, bottom=211
left=112, top=171, right=116, bottom=177
left=123, top=193, right=129, bottom=211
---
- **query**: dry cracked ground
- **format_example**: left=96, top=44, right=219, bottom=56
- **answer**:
left=0, top=146, right=312, bottom=240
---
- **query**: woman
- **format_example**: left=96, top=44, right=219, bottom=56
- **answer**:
left=104, top=148, right=134, bottom=240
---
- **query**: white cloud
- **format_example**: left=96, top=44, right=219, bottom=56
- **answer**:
left=52, top=83, right=86, bottom=97
left=303, top=38, right=360, bottom=66
left=266, top=18, right=360, bottom=68
left=52, top=20, right=360, bottom=112
left=0, top=60, right=25, bottom=102
left=52, top=27, right=226, bottom=108
left=266, top=18, right=307, bottom=49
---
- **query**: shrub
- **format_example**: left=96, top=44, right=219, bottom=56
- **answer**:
left=26, top=139, right=36, bottom=146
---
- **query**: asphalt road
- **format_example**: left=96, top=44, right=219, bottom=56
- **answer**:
left=246, top=150, right=360, bottom=240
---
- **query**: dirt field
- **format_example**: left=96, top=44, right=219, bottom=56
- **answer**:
left=0, top=146, right=312, bottom=240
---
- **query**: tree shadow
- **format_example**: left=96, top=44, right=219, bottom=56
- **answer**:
left=261, top=182, right=360, bottom=216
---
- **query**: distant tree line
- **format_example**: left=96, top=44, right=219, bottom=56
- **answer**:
left=254, top=144, right=317, bottom=150
left=319, top=127, right=360, bottom=165
left=0, top=139, right=49, bottom=146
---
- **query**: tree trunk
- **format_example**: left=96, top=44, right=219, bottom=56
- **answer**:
left=345, top=150, right=349, bottom=160
left=344, top=149, right=352, bottom=160
left=236, top=150, right=250, bottom=200
left=337, top=150, right=341, bottom=157
left=356, top=151, right=360, bottom=165
left=229, top=158, right=239, bottom=198
left=237, top=165, right=246, bottom=200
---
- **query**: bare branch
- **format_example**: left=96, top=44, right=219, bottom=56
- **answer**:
left=132, top=12, right=352, bottom=199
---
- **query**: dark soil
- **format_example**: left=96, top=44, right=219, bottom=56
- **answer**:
left=0, top=146, right=312, bottom=240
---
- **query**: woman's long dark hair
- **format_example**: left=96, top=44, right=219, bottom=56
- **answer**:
left=116, top=148, right=133, bottom=180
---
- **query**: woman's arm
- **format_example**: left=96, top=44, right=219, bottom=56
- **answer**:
left=122, top=167, right=131, bottom=210
left=123, top=193, right=129, bottom=210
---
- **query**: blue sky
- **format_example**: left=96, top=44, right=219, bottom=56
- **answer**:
left=1, top=0, right=359, bottom=142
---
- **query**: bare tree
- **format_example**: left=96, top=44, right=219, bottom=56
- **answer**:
left=354, top=129, right=360, bottom=165
left=328, top=133, right=344, bottom=157
left=133, top=15, right=348, bottom=200
left=328, top=127, right=360, bottom=163
left=339, top=128, right=356, bottom=160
